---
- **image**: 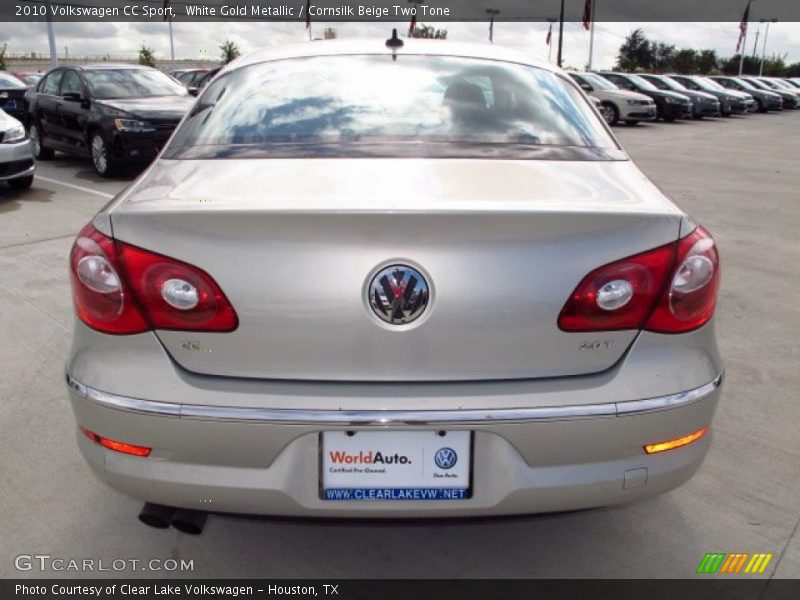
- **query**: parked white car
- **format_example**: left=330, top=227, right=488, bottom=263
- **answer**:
left=0, top=109, right=35, bottom=190
left=568, top=71, right=657, bottom=126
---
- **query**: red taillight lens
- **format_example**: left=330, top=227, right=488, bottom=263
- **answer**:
left=558, top=243, right=676, bottom=331
left=558, top=226, right=719, bottom=334
left=645, top=226, right=720, bottom=333
left=117, top=242, right=238, bottom=332
left=69, top=224, right=237, bottom=334
left=69, top=223, right=149, bottom=334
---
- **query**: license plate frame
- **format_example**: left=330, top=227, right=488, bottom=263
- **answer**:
left=319, top=430, right=474, bottom=501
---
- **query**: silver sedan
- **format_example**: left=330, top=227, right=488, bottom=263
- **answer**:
left=0, top=109, right=34, bottom=190
left=64, top=39, right=723, bottom=532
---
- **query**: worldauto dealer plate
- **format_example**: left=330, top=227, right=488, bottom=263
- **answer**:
left=321, top=431, right=472, bottom=500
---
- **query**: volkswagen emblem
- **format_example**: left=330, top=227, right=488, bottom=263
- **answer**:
left=368, top=265, right=429, bottom=325
left=434, top=447, right=458, bottom=470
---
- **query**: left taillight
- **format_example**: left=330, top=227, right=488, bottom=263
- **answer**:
left=69, top=223, right=238, bottom=334
left=69, top=223, right=149, bottom=334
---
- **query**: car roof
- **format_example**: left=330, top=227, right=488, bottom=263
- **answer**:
left=223, top=39, right=557, bottom=75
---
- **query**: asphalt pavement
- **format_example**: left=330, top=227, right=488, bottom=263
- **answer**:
left=0, top=113, right=798, bottom=579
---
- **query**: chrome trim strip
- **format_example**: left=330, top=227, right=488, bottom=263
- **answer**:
left=66, top=373, right=722, bottom=426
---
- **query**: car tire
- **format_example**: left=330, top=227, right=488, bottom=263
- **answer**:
left=90, top=132, right=118, bottom=177
left=753, top=99, right=763, bottom=113
left=29, top=123, right=55, bottom=160
left=601, top=102, right=618, bottom=126
left=7, top=175, right=34, bottom=190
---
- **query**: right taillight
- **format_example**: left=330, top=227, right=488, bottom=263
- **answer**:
left=69, top=223, right=238, bottom=335
left=559, top=225, right=719, bottom=334
left=645, top=226, right=720, bottom=333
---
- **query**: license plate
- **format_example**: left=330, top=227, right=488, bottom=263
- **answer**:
left=320, top=430, right=472, bottom=501
left=1, top=100, right=16, bottom=109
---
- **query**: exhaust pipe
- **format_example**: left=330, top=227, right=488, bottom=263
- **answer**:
left=171, top=509, right=208, bottom=535
left=138, top=503, right=175, bottom=529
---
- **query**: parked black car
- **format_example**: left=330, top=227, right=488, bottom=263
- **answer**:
left=597, top=72, right=693, bottom=121
left=0, top=72, right=29, bottom=122
left=638, top=74, right=720, bottom=118
left=171, top=68, right=210, bottom=88
left=709, top=76, right=783, bottom=113
left=25, top=64, right=194, bottom=176
left=667, top=75, right=753, bottom=116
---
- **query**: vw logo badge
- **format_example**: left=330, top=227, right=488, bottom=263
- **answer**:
left=434, top=447, right=458, bottom=470
left=368, top=265, right=429, bottom=325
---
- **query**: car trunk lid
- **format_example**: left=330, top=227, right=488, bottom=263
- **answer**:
left=110, top=158, right=683, bottom=382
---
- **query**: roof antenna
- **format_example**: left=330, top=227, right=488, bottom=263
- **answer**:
left=386, top=28, right=404, bottom=58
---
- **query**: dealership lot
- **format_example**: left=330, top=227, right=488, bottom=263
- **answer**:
left=0, top=113, right=798, bottom=579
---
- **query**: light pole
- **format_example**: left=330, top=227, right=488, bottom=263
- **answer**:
left=738, top=0, right=755, bottom=76
left=751, top=22, right=761, bottom=58
left=759, top=18, right=777, bottom=76
left=486, top=9, right=500, bottom=44
left=45, top=0, right=57, bottom=68
left=556, top=0, right=565, bottom=67
left=587, top=0, right=597, bottom=70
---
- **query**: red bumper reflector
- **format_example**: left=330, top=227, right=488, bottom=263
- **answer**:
left=80, top=427, right=152, bottom=457
left=644, top=426, right=709, bottom=455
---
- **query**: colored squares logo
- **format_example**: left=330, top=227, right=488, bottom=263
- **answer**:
left=697, top=553, right=773, bottom=574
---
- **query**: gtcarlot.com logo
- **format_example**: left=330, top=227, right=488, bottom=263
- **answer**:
left=15, top=554, right=194, bottom=572
left=696, top=552, right=773, bottom=574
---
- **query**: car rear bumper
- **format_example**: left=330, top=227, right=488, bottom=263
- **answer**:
left=0, top=139, right=35, bottom=180
left=67, top=373, right=721, bottom=517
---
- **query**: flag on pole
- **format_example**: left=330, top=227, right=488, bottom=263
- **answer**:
left=582, top=0, right=592, bottom=31
left=546, top=22, right=552, bottom=46
left=305, top=0, right=311, bottom=29
left=736, top=3, right=749, bottom=52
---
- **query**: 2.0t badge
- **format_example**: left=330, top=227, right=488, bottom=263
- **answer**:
left=368, top=265, right=430, bottom=325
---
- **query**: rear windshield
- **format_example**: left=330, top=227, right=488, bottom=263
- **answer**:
left=164, top=55, right=620, bottom=161
left=84, top=69, right=188, bottom=99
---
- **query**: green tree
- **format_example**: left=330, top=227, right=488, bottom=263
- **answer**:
left=220, top=40, right=240, bottom=65
left=409, top=25, right=447, bottom=39
left=672, top=49, right=698, bottom=74
left=615, top=29, right=653, bottom=72
left=652, top=42, right=675, bottom=73
left=696, top=50, right=719, bottom=74
left=138, top=45, right=156, bottom=68
left=0, top=43, right=7, bottom=71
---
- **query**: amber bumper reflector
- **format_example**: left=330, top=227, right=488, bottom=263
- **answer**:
left=644, top=426, right=709, bottom=454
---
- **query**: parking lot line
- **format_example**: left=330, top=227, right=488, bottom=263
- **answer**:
left=34, top=175, right=115, bottom=199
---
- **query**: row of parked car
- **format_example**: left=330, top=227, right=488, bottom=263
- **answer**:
left=569, top=71, right=800, bottom=126
left=1, top=62, right=799, bottom=186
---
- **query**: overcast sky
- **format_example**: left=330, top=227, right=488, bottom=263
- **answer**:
left=1, top=21, right=799, bottom=69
